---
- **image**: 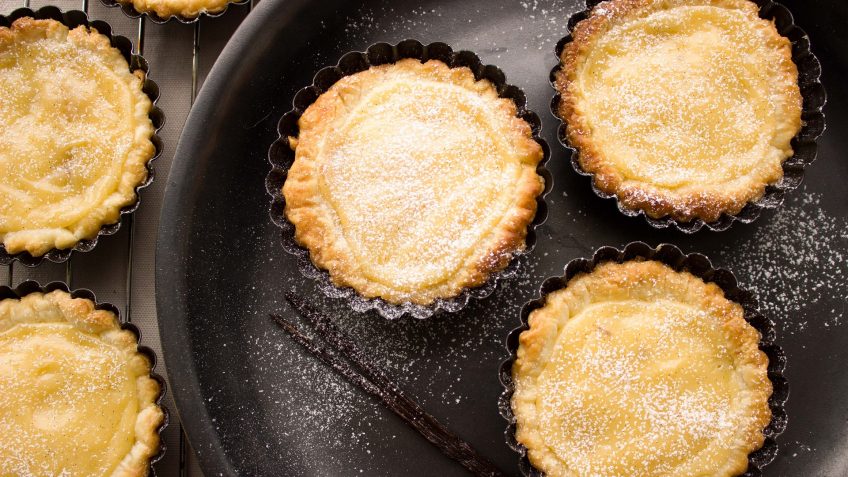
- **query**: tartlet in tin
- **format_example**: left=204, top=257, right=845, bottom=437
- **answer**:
left=0, top=283, right=167, bottom=476
left=270, top=41, right=550, bottom=318
left=553, top=0, right=822, bottom=230
left=0, top=11, right=162, bottom=265
left=500, top=243, right=788, bottom=477
left=103, top=0, right=246, bottom=23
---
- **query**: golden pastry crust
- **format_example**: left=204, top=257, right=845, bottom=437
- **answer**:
left=0, top=290, right=164, bottom=477
left=116, top=0, right=233, bottom=19
left=556, top=0, right=802, bottom=222
left=283, top=59, right=544, bottom=305
left=512, top=260, right=772, bottom=477
left=0, top=18, right=154, bottom=257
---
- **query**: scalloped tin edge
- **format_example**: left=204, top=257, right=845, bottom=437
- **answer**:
left=0, top=6, right=165, bottom=267
left=549, top=0, right=826, bottom=233
left=99, top=0, right=250, bottom=25
left=266, top=39, right=553, bottom=320
left=498, top=242, right=789, bottom=477
left=0, top=279, right=170, bottom=470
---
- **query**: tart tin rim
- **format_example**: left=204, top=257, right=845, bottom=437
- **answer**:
left=497, top=241, right=789, bottom=477
left=549, top=0, right=827, bottom=233
left=0, top=6, right=165, bottom=267
left=0, top=279, right=170, bottom=471
left=99, top=0, right=250, bottom=25
left=266, top=39, right=553, bottom=320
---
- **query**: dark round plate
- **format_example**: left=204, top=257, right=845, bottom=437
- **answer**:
left=157, top=0, right=848, bottom=475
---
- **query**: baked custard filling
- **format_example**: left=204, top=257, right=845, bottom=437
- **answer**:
left=559, top=0, right=801, bottom=221
left=512, top=261, right=772, bottom=477
left=0, top=290, right=163, bottom=477
left=534, top=300, right=756, bottom=475
left=0, top=323, right=139, bottom=476
left=319, top=79, right=521, bottom=290
left=578, top=6, right=793, bottom=187
left=284, top=59, right=544, bottom=305
left=0, top=19, right=154, bottom=256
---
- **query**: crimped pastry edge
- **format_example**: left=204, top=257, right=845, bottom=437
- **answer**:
left=550, top=0, right=826, bottom=232
left=0, top=280, right=169, bottom=477
left=100, top=0, right=249, bottom=24
left=284, top=59, right=543, bottom=305
left=498, top=242, right=789, bottom=477
left=0, top=7, right=164, bottom=266
left=267, top=40, right=552, bottom=319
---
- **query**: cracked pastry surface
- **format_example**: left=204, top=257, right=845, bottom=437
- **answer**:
left=0, top=18, right=154, bottom=257
left=511, top=260, right=772, bottom=477
left=283, top=59, right=545, bottom=305
left=0, top=290, right=163, bottom=477
left=556, top=0, right=802, bottom=222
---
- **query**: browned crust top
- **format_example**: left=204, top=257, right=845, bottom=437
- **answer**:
left=512, top=259, right=772, bottom=476
left=0, top=290, right=164, bottom=477
left=283, top=58, right=545, bottom=306
left=0, top=17, right=155, bottom=257
left=555, top=0, right=802, bottom=223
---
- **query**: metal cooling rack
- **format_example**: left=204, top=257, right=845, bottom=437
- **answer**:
left=0, top=0, right=257, bottom=474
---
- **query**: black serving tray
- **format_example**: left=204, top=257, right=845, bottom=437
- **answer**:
left=157, top=0, right=848, bottom=475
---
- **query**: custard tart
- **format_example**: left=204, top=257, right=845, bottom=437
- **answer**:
left=283, top=58, right=545, bottom=306
left=0, top=18, right=155, bottom=257
left=556, top=0, right=802, bottom=223
left=0, top=289, right=164, bottom=476
left=511, top=260, right=772, bottom=477
left=113, top=0, right=235, bottom=20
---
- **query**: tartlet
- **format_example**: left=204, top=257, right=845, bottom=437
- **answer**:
left=106, top=0, right=241, bottom=22
left=510, top=259, right=773, bottom=477
left=0, top=17, right=155, bottom=259
left=281, top=57, right=545, bottom=307
left=0, top=287, right=164, bottom=476
left=555, top=0, right=803, bottom=224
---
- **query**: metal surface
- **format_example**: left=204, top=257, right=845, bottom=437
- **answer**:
left=0, top=0, right=256, bottom=474
left=157, top=0, right=848, bottom=476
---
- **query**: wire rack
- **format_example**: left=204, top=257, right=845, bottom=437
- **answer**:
left=1, top=0, right=256, bottom=474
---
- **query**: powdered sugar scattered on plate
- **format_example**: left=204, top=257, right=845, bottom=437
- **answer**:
left=717, top=189, right=848, bottom=334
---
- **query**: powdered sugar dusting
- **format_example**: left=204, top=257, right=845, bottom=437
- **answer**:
left=201, top=250, right=540, bottom=474
left=517, top=264, right=763, bottom=476
left=319, top=67, right=521, bottom=292
left=171, top=0, right=844, bottom=475
left=717, top=190, right=848, bottom=334
left=0, top=320, right=139, bottom=476
left=335, top=1, right=581, bottom=58
left=575, top=4, right=800, bottom=209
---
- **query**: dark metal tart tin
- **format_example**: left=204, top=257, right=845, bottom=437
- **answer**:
left=266, top=39, right=553, bottom=320
left=550, top=0, right=826, bottom=233
left=498, top=242, right=789, bottom=477
left=0, top=280, right=169, bottom=473
left=100, top=0, right=249, bottom=25
left=0, top=6, right=165, bottom=267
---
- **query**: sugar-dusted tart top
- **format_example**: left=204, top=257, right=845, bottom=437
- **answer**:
left=0, top=290, right=163, bottom=477
left=512, top=260, right=772, bottom=477
left=557, top=0, right=802, bottom=222
left=0, top=18, right=154, bottom=257
left=283, top=58, right=544, bottom=306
